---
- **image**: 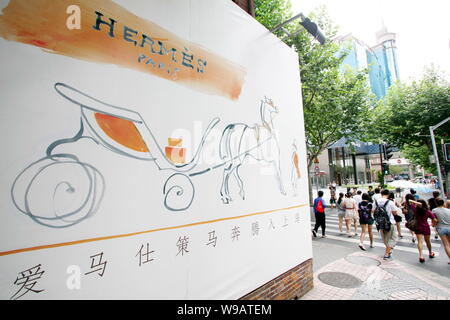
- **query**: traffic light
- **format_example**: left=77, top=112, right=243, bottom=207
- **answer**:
left=384, top=144, right=395, bottom=161
left=299, top=15, right=326, bottom=45
left=382, top=163, right=390, bottom=175
left=445, top=143, right=450, bottom=162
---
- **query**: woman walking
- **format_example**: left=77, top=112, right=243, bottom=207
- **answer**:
left=428, top=191, right=441, bottom=240
left=336, top=193, right=347, bottom=234
left=432, top=199, right=450, bottom=265
left=329, top=184, right=337, bottom=209
left=409, top=199, right=438, bottom=263
left=358, top=193, right=374, bottom=250
left=343, top=192, right=358, bottom=237
left=402, top=194, right=417, bottom=243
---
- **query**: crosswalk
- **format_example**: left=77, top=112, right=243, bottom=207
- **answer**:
left=311, top=211, right=442, bottom=256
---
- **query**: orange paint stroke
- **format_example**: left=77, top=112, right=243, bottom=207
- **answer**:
left=95, top=112, right=149, bottom=152
left=0, top=0, right=246, bottom=100
left=0, top=203, right=308, bottom=257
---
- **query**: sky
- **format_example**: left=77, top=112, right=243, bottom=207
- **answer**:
left=290, top=0, right=450, bottom=82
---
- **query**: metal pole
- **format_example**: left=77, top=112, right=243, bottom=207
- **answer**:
left=430, top=126, right=446, bottom=199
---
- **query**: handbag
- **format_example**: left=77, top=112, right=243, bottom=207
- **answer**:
left=405, top=217, right=417, bottom=232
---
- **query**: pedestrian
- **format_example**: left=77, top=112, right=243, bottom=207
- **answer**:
left=312, top=190, right=327, bottom=238
left=402, top=194, right=417, bottom=243
left=358, top=193, right=374, bottom=250
left=372, top=187, right=382, bottom=203
left=410, top=188, right=419, bottom=200
left=367, top=185, right=375, bottom=202
left=408, top=199, right=438, bottom=263
left=343, top=192, right=358, bottom=237
left=336, top=192, right=347, bottom=234
left=395, top=186, right=402, bottom=198
left=329, top=184, right=337, bottom=209
left=352, top=187, right=358, bottom=196
left=354, top=190, right=362, bottom=208
left=432, top=198, right=450, bottom=265
left=389, top=191, right=404, bottom=239
left=375, top=189, right=402, bottom=260
left=428, top=191, right=441, bottom=240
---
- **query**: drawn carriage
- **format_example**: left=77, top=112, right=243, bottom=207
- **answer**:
left=11, top=83, right=285, bottom=228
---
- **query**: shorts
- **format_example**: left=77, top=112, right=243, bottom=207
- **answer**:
left=359, top=213, right=374, bottom=225
left=437, top=226, right=450, bottom=236
left=394, top=215, right=402, bottom=223
left=381, top=225, right=397, bottom=248
left=338, top=210, right=345, bottom=218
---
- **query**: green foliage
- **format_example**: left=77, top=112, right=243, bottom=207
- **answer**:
left=369, top=65, right=450, bottom=171
left=402, top=145, right=435, bottom=173
left=370, top=66, right=449, bottom=146
left=254, top=0, right=293, bottom=37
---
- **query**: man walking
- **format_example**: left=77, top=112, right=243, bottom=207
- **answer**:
left=375, top=189, right=402, bottom=260
left=312, top=191, right=327, bottom=238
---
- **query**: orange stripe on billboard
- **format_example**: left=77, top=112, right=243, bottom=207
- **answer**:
left=0, top=0, right=246, bottom=100
left=0, top=203, right=308, bottom=257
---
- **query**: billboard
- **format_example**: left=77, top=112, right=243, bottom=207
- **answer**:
left=0, top=0, right=311, bottom=299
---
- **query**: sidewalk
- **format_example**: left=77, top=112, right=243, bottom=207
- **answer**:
left=301, top=251, right=450, bottom=300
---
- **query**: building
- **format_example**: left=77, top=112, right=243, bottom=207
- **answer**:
left=367, top=24, right=400, bottom=99
left=314, top=26, right=402, bottom=187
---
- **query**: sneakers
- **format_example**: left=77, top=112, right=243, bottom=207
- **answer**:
left=312, top=229, right=317, bottom=237
left=358, top=244, right=366, bottom=251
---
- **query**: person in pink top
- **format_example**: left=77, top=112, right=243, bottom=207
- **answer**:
left=409, top=199, right=438, bottom=263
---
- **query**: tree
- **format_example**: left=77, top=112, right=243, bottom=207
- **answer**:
left=370, top=66, right=450, bottom=173
left=254, top=0, right=293, bottom=35
left=370, top=66, right=449, bottom=148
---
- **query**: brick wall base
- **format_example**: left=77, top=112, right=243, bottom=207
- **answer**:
left=239, top=258, right=314, bottom=300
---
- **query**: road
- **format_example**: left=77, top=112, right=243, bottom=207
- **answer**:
left=305, top=184, right=450, bottom=300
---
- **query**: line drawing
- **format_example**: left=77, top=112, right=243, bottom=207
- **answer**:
left=218, top=96, right=286, bottom=204
left=11, top=83, right=288, bottom=227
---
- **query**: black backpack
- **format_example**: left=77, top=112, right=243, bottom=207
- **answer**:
left=374, top=200, right=392, bottom=231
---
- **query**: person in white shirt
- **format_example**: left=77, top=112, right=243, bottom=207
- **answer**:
left=354, top=190, right=362, bottom=207
left=432, top=198, right=450, bottom=265
left=343, top=193, right=358, bottom=237
left=372, top=187, right=382, bottom=203
left=376, top=189, right=402, bottom=260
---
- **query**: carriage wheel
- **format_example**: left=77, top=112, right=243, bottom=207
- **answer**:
left=11, top=154, right=105, bottom=228
left=163, top=173, right=195, bottom=212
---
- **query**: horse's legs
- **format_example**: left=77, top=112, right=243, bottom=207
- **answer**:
left=233, top=165, right=245, bottom=200
left=220, top=164, right=233, bottom=204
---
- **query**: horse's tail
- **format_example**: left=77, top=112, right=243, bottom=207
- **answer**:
left=219, top=124, right=235, bottom=160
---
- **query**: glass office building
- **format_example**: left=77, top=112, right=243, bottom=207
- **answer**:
left=367, top=25, right=400, bottom=99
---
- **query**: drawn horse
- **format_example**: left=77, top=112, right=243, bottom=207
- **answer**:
left=219, top=97, right=286, bottom=204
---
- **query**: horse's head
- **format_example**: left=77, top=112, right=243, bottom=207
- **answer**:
left=263, top=96, right=279, bottom=115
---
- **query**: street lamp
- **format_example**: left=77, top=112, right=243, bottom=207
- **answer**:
left=270, top=13, right=326, bottom=44
left=430, top=117, right=450, bottom=199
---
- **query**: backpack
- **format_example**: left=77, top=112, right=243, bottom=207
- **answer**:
left=316, top=199, right=324, bottom=213
left=374, top=200, right=391, bottom=232
left=359, top=202, right=371, bottom=222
